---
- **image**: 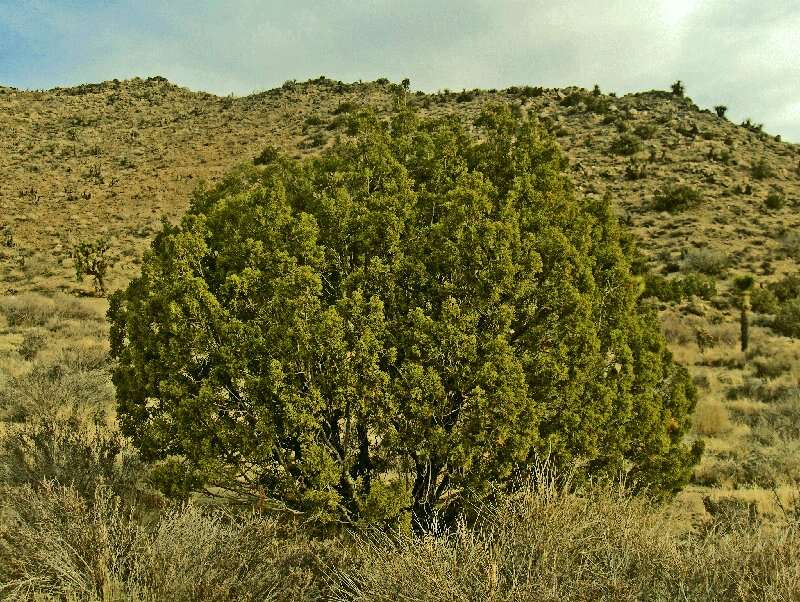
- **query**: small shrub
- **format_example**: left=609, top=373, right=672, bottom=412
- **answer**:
left=254, top=145, right=281, bottom=166
left=714, top=105, right=728, bottom=118
left=0, top=412, right=142, bottom=501
left=634, top=123, right=657, bottom=140
left=301, top=131, right=327, bottom=148
left=0, top=484, right=332, bottom=601
left=773, top=298, right=800, bottom=338
left=624, top=160, right=647, bottom=180
left=332, top=101, right=357, bottom=115
left=781, top=232, right=800, bottom=260
left=17, top=328, right=48, bottom=360
left=768, top=274, right=800, bottom=302
left=741, top=118, right=764, bottom=133
left=750, top=287, right=779, bottom=314
left=610, top=133, right=643, bottom=156
left=643, top=274, right=682, bottom=302
left=765, top=192, right=785, bottom=210
left=0, top=292, right=102, bottom=328
left=683, top=248, right=728, bottom=276
left=1, top=225, right=13, bottom=247
left=71, top=238, right=115, bottom=295
left=517, top=85, right=543, bottom=99
left=681, top=272, right=717, bottom=299
left=642, top=272, right=716, bottom=302
left=0, top=358, right=113, bottom=422
left=671, top=80, right=685, bottom=97
left=653, top=184, right=702, bottom=212
left=751, top=157, right=774, bottom=180
left=455, top=89, right=475, bottom=103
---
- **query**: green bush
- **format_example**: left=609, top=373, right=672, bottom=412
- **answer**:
left=680, top=272, right=717, bottom=299
left=774, top=298, right=800, bottom=338
left=750, top=287, right=779, bottom=314
left=643, top=274, right=682, bottom=302
left=643, top=272, right=716, bottom=303
left=752, top=158, right=774, bottom=180
left=683, top=248, right=728, bottom=276
left=671, top=80, right=685, bottom=97
left=633, top=123, right=657, bottom=140
left=254, top=145, right=281, bottom=166
left=653, top=184, right=702, bottom=213
left=765, top=192, right=785, bottom=210
left=768, top=274, right=800, bottom=302
left=610, top=133, right=643, bottom=156
left=109, top=105, right=700, bottom=528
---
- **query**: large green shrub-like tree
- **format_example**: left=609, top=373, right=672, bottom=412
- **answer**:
left=109, top=106, right=700, bottom=527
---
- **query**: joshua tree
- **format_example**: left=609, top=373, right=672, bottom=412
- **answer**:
left=671, top=80, right=685, bottom=97
left=734, top=275, right=755, bottom=353
left=714, top=105, right=728, bottom=118
left=71, top=238, right=115, bottom=296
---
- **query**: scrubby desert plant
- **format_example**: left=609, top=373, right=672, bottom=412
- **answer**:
left=751, top=286, right=779, bottom=314
left=0, top=411, right=142, bottom=501
left=653, top=184, right=702, bottom=213
left=768, top=274, right=800, bottom=302
left=671, top=80, right=685, bottom=97
left=751, top=158, right=774, bottom=180
left=254, top=145, right=281, bottom=166
left=714, top=105, right=728, bottom=118
left=610, top=132, right=643, bottom=156
left=331, top=475, right=800, bottom=601
left=774, top=298, right=800, bottom=338
left=683, top=248, right=728, bottom=276
left=109, top=105, right=700, bottom=528
left=765, top=192, right=785, bottom=210
left=0, top=484, right=332, bottom=601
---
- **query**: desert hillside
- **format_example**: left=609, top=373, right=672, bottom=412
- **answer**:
left=2, top=75, right=800, bottom=517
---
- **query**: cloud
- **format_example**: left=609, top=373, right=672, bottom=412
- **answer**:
left=0, top=0, right=798, bottom=140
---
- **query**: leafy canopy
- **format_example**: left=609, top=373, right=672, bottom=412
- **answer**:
left=109, top=105, right=700, bottom=527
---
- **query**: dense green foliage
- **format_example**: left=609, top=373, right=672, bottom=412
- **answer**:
left=643, top=272, right=716, bottom=303
left=109, top=106, right=700, bottom=527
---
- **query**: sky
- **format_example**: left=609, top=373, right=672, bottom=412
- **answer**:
left=1, top=0, right=798, bottom=141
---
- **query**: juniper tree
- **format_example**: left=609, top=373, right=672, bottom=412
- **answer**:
left=109, top=105, right=701, bottom=528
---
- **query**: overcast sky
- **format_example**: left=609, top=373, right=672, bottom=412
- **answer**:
left=1, top=0, right=798, bottom=141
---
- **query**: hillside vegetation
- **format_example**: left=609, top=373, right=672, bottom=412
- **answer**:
left=1, top=76, right=800, bottom=599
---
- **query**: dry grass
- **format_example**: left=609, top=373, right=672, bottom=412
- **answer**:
left=1, top=470, right=798, bottom=601
left=331, top=483, right=800, bottom=601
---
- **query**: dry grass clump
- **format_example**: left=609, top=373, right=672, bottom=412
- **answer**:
left=0, top=355, right=113, bottom=421
left=1, top=469, right=798, bottom=601
left=0, top=293, right=104, bottom=329
left=0, top=411, right=140, bottom=500
left=332, top=475, right=800, bottom=602
left=0, top=484, right=338, bottom=601
left=692, top=396, right=734, bottom=437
